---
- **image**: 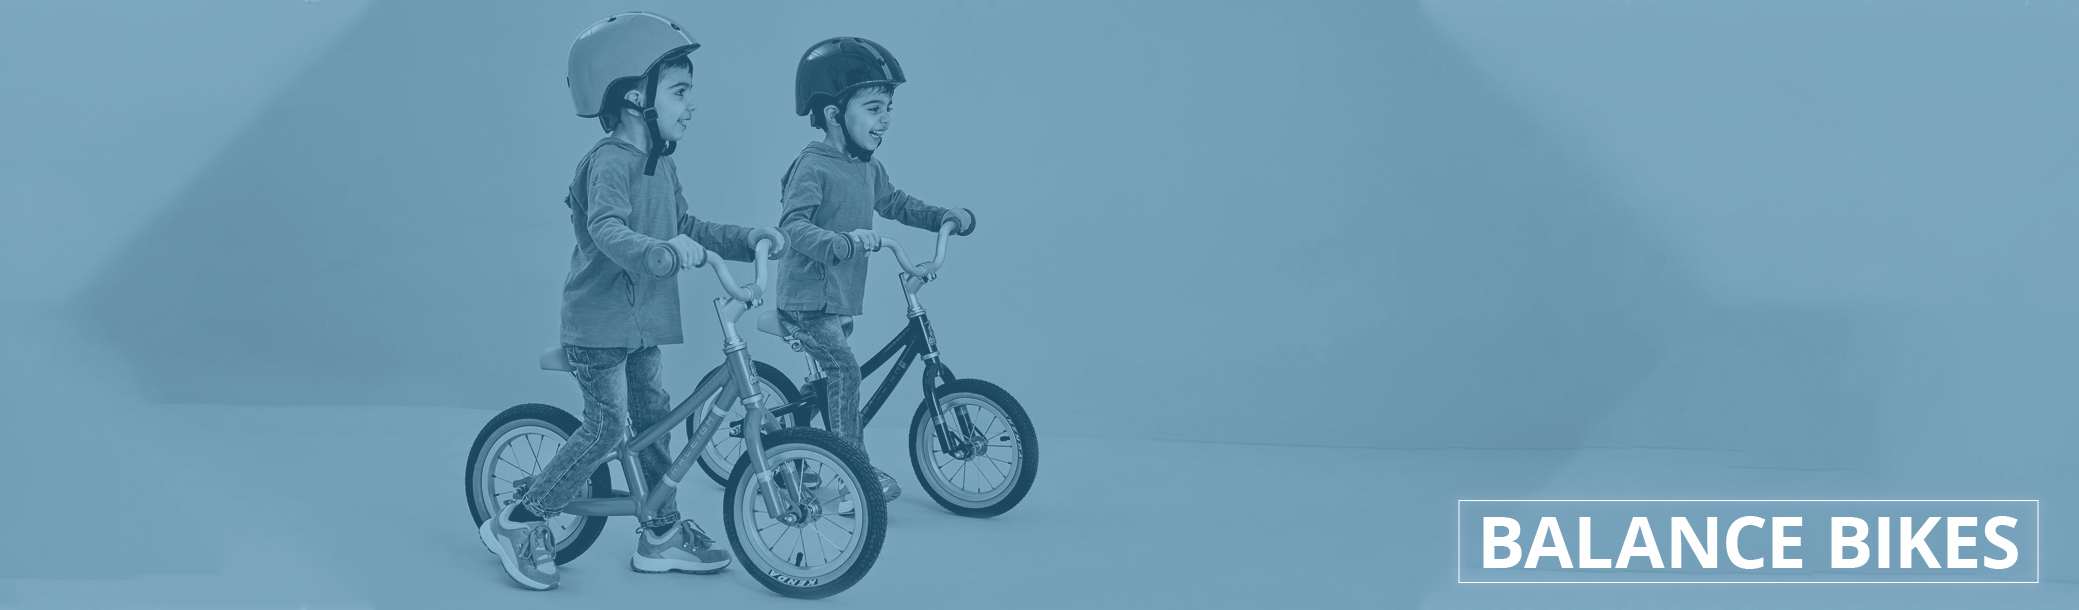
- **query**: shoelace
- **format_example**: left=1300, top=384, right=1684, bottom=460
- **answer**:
left=679, top=520, right=715, bottom=549
left=529, top=525, right=557, bottom=565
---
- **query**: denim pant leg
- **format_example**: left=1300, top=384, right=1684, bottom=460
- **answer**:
left=622, top=346, right=682, bottom=529
left=780, top=309, right=865, bottom=454
left=518, top=346, right=632, bottom=519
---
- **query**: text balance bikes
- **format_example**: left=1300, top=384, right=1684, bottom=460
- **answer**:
left=464, top=239, right=887, bottom=599
left=688, top=222, right=1039, bottom=518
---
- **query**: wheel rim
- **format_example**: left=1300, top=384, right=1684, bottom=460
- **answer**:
left=477, top=421, right=589, bottom=552
left=699, top=376, right=790, bottom=471
left=912, top=393, right=1022, bottom=507
left=734, top=445, right=869, bottom=586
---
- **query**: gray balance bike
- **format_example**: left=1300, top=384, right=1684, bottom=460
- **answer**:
left=465, top=238, right=886, bottom=599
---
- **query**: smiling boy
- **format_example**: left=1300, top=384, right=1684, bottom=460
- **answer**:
left=477, top=12, right=785, bottom=591
left=775, top=37, right=976, bottom=501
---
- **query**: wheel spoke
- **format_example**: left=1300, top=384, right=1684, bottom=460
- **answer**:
left=983, top=457, right=1013, bottom=486
left=810, top=524, right=830, bottom=564
left=816, top=513, right=856, bottom=535
left=498, top=455, right=533, bottom=476
left=812, top=524, right=844, bottom=563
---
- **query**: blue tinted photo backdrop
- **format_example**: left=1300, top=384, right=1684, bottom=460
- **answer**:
left=2, top=0, right=2077, bottom=606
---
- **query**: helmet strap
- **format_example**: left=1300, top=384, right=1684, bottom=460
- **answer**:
left=831, top=105, right=875, bottom=162
left=641, top=106, right=671, bottom=176
left=638, top=67, right=674, bottom=176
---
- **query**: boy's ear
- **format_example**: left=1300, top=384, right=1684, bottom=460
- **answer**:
left=624, top=88, right=646, bottom=109
left=822, top=104, right=840, bottom=126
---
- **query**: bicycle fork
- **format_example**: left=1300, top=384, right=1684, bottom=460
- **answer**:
left=708, top=297, right=799, bottom=520
left=907, top=301, right=985, bottom=461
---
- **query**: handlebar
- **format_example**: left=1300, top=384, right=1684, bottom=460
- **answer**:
left=873, top=220, right=955, bottom=278
left=713, top=237, right=777, bottom=302
left=647, top=238, right=777, bottom=303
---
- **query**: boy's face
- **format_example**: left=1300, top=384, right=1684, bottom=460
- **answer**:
left=837, top=88, right=893, bottom=151
left=642, top=65, right=696, bottom=142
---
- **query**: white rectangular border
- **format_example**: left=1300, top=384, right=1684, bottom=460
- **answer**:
left=1456, top=500, right=2040, bottom=584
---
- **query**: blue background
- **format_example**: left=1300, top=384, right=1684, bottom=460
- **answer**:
left=2, top=0, right=2077, bottom=608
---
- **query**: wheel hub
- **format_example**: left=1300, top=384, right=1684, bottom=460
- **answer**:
left=943, top=429, right=989, bottom=460
left=775, top=500, right=822, bottom=526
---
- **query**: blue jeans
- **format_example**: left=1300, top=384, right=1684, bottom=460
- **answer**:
left=778, top=309, right=868, bottom=456
left=518, top=345, right=681, bottom=530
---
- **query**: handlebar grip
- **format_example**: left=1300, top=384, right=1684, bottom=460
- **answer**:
left=752, top=237, right=776, bottom=293
left=645, top=243, right=679, bottom=277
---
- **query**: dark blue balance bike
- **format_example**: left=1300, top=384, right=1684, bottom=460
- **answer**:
left=687, top=223, right=1038, bottom=518
left=464, top=239, right=887, bottom=599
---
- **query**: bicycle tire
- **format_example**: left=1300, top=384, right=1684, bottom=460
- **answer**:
left=907, top=379, right=1038, bottom=518
left=723, top=427, right=888, bottom=599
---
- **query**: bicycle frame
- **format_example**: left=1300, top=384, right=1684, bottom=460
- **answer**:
left=762, top=272, right=984, bottom=462
left=558, top=296, right=799, bottom=523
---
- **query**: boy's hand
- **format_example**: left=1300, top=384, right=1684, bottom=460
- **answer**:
left=942, top=208, right=977, bottom=236
left=666, top=234, right=705, bottom=270
left=847, top=229, right=882, bottom=253
left=748, top=227, right=788, bottom=260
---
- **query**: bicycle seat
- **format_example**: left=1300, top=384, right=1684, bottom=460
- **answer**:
left=756, top=309, right=792, bottom=340
left=539, top=347, right=574, bottom=372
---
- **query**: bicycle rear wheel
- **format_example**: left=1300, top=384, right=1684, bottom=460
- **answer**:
left=908, top=379, right=1038, bottom=518
left=464, top=403, right=612, bottom=564
left=724, top=427, right=886, bottom=599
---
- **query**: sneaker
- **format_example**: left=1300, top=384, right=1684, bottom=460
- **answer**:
left=479, top=502, right=559, bottom=590
left=631, top=520, right=732, bottom=574
left=825, top=468, right=898, bottom=517
left=783, top=467, right=855, bottom=515
left=874, top=467, right=902, bottom=502
left=792, top=469, right=822, bottom=491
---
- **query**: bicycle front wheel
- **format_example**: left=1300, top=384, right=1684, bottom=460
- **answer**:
left=908, top=379, right=1038, bottom=518
left=724, top=427, right=887, bottom=599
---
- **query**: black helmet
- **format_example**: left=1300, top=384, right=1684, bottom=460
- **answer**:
left=794, top=37, right=906, bottom=118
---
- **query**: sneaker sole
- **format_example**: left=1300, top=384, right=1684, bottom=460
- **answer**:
left=630, top=555, right=731, bottom=575
left=479, top=520, right=557, bottom=591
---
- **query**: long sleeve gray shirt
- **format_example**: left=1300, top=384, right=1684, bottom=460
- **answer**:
left=775, top=141, right=953, bottom=316
left=561, top=138, right=756, bottom=348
